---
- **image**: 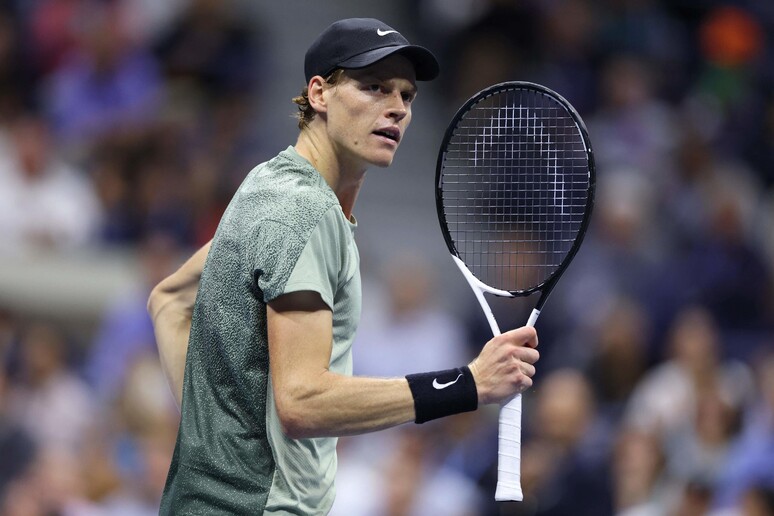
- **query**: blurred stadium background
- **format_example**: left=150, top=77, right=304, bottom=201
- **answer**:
left=0, top=0, right=772, bottom=515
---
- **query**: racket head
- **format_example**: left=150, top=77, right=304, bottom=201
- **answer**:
left=436, top=81, right=595, bottom=298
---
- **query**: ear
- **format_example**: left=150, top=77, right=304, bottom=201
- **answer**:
left=307, top=76, right=328, bottom=114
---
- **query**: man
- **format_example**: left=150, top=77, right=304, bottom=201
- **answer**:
left=148, top=18, right=539, bottom=515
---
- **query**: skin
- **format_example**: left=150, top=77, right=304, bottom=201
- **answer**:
left=147, top=241, right=211, bottom=405
left=147, top=54, right=540, bottom=437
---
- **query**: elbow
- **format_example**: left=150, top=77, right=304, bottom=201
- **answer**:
left=278, top=411, right=307, bottom=440
left=147, top=284, right=160, bottom=317
left=147, top=275, right=186, bottom=320
left=274, top=392, right=318, bottom=440
left=147, top=282, right=168, bottom=319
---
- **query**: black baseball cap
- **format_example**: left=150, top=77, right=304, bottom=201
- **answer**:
left=304, top=18, right=440, bottom=82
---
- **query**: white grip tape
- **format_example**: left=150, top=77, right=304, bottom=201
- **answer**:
left=495, top=394, right=523, bottom=501
left=495, top=308, right=540, bottom=502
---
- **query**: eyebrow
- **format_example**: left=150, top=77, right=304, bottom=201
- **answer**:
left=354, top=71, right=418, bottom=95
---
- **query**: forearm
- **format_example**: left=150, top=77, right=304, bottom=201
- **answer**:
left=277, top=373, right=415, bottom=438
left=151, top=303, right=192, bottom=406
left=148, top=241, right=211, bottom=407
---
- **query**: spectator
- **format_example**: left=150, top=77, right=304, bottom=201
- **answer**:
left=624, top=306, right=754, bottom=442
left=153, top=0, right=258, bottom=103
left=438, top=2, right=539, bottom=107
left=520, top=369, right=614, bottom=515
left=44, top=2, right=162, bottom=150
left=6, top=322, right=96, bottom=454
left=0, top=115, right=102, bottom=254
left=612, top=429, right=669, bottom=516
left=589, top=54, right=678, bottom=181
left=85, top=231, right=183, bottom=401
left=668, top=385, right=745, bottom=491
left=587, top=297, right=650, bottom=422
left=532, top=0, right=598, bottom=114
left=712, top=348, right=774, bottom=512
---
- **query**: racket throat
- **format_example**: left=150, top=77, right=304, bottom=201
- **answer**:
left=450, top=255, right=503, bottom=336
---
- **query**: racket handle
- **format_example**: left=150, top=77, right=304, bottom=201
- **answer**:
left=495, top=394, right=523, bottom=501
left=495, top=308, right=540, bottom=502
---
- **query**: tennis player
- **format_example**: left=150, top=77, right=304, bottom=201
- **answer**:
left=148, top=18, right=539, bottom=514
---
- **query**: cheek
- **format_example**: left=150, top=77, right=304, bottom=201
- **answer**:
left=403, top=110, right=412, bottom=129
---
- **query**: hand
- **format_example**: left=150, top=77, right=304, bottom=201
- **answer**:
left=468, top=327, right=539, bottom=406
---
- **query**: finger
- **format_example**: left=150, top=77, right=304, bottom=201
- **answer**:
left=518, top=375, right=533, bottom=391
left=519, top=361, right=536, bottom=378
left=500, top=326, right=538, bottom=346
left=524, top=326, right=538, bottom=348
left=514, top=347, right=540, bottom=365
left=510, top=353, right=536, bottom=376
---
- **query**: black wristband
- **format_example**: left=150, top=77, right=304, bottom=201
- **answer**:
left=406, top=366, right=478, bottom=424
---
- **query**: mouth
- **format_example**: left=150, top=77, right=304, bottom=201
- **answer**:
left=372, top=127, right=401, bottom=144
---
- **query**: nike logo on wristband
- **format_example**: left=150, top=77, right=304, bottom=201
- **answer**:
left=432, top=373, right=463, bottom=390
left=377, top=29, right=398, bottom=36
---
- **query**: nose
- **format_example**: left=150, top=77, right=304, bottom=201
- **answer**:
left=386, top=91, right=408, bottom=122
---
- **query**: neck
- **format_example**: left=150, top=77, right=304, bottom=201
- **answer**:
left=294, top=126, right=366, bottom=220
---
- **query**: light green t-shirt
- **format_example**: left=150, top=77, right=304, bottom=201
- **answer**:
left=160, top=146, right=361, bottom=515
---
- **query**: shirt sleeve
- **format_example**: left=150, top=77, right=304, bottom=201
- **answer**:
left=253, top=206, right=344, bottom=309
left=280, top=207, right=343, bottom=310
left=251, top=218, right=303, bottom=303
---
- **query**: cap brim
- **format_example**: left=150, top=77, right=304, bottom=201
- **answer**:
left=337, top=45, right=440, bottom=81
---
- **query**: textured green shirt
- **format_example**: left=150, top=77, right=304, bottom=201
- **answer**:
left=160, top=146, right=361, bottom=515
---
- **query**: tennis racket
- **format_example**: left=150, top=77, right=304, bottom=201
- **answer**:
left=435, top=82, right=595, bottom=501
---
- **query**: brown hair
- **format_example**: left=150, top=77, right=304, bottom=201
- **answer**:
left=292, top=69, right=345, bottom=130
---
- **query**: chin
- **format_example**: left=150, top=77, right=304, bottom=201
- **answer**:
left=371, top=158, right=394, bottom=168
left=368, top=150, right=397, bottom=168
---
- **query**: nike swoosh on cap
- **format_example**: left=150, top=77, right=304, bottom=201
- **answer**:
left=376, top=29, right=398, bottom=36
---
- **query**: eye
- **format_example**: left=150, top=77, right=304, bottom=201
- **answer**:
left=367, top=84, right=381, bottom=93
left=402, top=92, right=415, bottom=103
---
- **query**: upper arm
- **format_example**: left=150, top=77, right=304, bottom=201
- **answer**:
left=266, top=290, right=333, bottom=398
left=267, top=291, right=334, bottom=419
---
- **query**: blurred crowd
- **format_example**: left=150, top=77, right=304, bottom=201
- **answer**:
left=0, top=0, right=772, bottom=515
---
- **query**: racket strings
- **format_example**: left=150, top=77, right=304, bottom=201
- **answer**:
left=440, top=88, right=590, bottom=293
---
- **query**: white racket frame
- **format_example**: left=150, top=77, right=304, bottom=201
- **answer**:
left=451, top=255, right=539, bottom=501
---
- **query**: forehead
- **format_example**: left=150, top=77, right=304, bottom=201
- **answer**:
left=345, top=54, right=417, bottom=86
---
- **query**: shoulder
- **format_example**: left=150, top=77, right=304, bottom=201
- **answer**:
left=220, top=150, right=337, bottom=235
left=245, top=148, right=339, bottom=227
